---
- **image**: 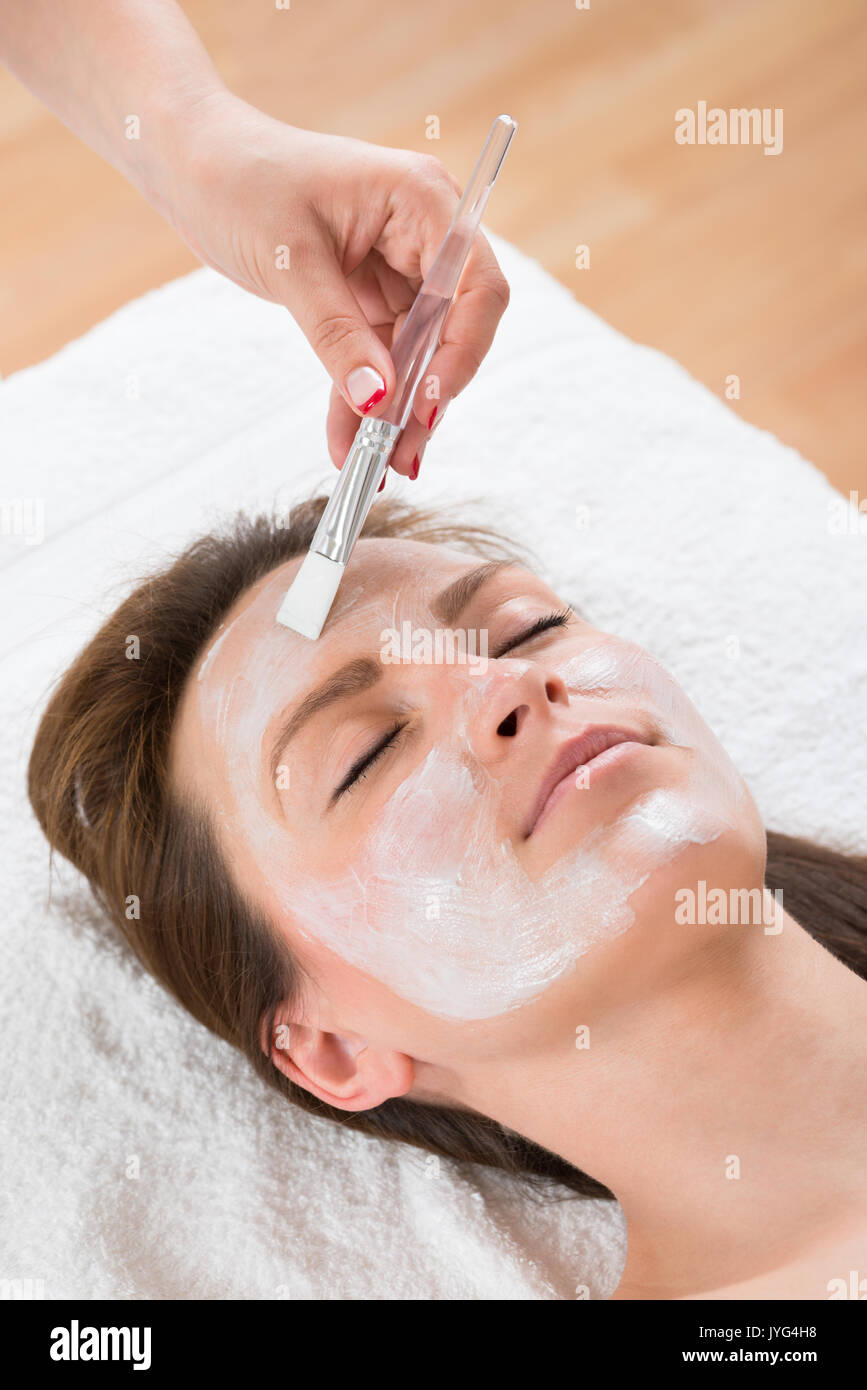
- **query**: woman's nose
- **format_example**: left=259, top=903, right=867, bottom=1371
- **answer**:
left=464, top=665, right=570, bottom=765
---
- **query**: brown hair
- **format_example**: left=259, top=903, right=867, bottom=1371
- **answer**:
left=27, top=498, right=867, bottom=1202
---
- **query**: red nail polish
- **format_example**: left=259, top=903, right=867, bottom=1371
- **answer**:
left=410, top=455, right=420, bottom=480
left=427, top=406, right=438, bottom=430
left=377, top=472, right=387, bottom=493
left=361, top=387, right=387, bottom=414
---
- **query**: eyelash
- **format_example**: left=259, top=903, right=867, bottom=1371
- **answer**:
left=490, top=605, right=573, bottom=659
left=332, top=606, right=574, bottom=801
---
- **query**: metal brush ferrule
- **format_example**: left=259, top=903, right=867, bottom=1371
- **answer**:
left=311, top=416, right=402, bottom=564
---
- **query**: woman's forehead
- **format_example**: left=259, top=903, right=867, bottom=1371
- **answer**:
left=170, top=536, right=523, bottom=792
left=191, top=537, right=520, bottom=690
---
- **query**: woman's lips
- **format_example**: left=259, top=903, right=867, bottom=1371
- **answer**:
left=524, top=727, right=652, bottom=838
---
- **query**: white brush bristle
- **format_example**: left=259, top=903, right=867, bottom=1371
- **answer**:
left=276, top=550, right=344, bottom=640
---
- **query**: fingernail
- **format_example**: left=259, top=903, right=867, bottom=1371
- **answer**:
left=377, top=471, right=387, bottom=493
left=427, top=406, right=438, bottom=430
left=427, top=398, right=449, bottom=431
left=346, top=366, right=386, bottom=414
left=410, top=454, right=420, bottom=481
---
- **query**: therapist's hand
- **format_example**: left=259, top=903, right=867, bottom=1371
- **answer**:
left=0, top=2, right=509, bottom=478
left=168, top=92, right=510, bottom=478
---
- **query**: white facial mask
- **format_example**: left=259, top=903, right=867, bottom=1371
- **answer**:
left=278, top=640, right=746, bottom=1020
left=191, top=557, right=748, bottom=1022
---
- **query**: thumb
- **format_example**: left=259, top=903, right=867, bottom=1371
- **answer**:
left=278, top=234, right=394, bottom=416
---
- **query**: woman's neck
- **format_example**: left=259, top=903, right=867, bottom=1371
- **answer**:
left=461, top=905, right=867, bottom=1299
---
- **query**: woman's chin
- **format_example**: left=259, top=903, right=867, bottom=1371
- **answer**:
left=515, top=824, right=770, bottom=1033
left=520, top=741, right=675, bottom=878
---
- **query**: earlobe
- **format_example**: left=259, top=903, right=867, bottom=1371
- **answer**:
left=318, top=1043, right=415, bottom=1113
left=263, top=1013, right=415, bottom=1112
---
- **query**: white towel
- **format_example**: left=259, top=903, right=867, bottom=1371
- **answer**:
left=1, top=231, right=864, bottom=1299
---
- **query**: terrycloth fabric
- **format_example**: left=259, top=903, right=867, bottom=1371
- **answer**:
left=1, top=231, right=864, bottom=1300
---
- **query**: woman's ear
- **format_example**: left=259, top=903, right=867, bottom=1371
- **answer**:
left=261, top=1009, right=414, bottom=1112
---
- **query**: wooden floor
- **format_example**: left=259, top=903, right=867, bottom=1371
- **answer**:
left=1, top=0, right=865, bottom=495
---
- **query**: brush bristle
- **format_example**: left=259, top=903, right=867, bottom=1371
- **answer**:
left=276, top=550, right=344, bottom=640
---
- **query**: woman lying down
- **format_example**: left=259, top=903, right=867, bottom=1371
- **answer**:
left=28, top=497, right=867, bottom=1301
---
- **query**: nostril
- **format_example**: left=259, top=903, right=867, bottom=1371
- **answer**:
left=546, top=675, right=569, bottom=704
left=497, top=703, right=529, bottom=738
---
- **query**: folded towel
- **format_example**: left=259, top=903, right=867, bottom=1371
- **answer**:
left=1, top=231, right=863, bottom=1299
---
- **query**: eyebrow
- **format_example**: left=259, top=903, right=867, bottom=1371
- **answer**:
left=430, top=559, right=516, bottom=626
left=265, top=560, right=517, bottom=782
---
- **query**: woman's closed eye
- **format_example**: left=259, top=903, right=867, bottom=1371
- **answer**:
left=332, top=720, right=408, bottom=802
left=490, top=605, right=573, bottom=659
left=331, top=607, right=574, bottom=802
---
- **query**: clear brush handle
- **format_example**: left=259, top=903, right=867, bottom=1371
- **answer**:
left=310, top=115, right=517, bottom=565
left=382, top=113, right=517, bottom=429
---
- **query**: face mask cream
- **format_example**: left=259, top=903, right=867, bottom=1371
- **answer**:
left=281, top=641, right=744, bottom=1020
left=189, top=568, right=747, bottom=1023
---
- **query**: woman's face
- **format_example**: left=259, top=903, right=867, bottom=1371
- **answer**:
left=170, top=538, right=765, bottom=1090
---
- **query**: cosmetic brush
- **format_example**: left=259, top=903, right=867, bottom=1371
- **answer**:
left=276, top=114, right=517, bottom=640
